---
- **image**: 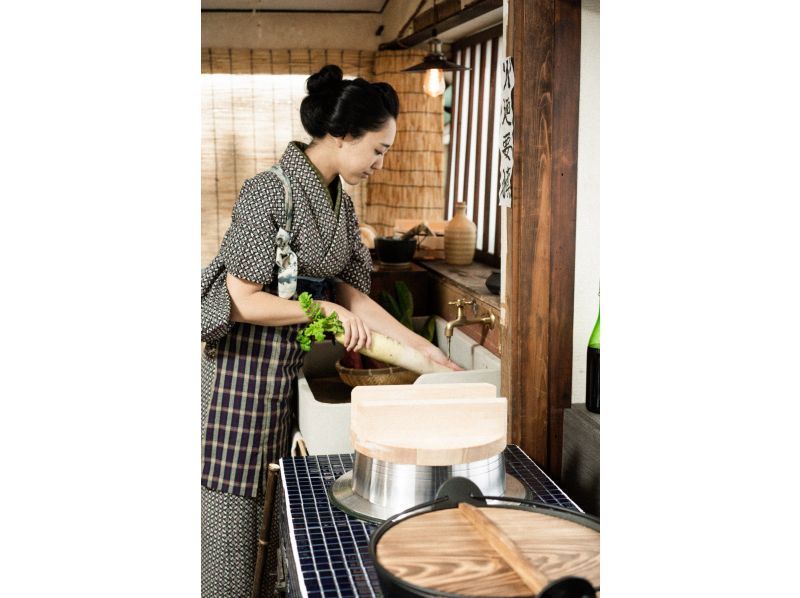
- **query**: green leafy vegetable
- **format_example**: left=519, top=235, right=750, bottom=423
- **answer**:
left=297, top=292, right=344, bottom=352
left=378, top=281, right=437, bottom=344
left=422, top=314, right=436, bottom=343
left=394, top=281, right=414, bottom=330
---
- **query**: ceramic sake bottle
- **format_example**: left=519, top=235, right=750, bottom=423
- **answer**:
left=444, top=202, right=477, bottom=265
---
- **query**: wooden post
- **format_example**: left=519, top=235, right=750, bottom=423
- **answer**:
left=501, top=0, right=581, bottom=477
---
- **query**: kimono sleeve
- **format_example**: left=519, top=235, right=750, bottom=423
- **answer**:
left=219, top=174, right=286, bottom=287
left=336, top=194, right=373, bottom=294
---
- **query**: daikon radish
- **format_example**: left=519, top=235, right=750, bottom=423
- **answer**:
left=297, top=292, right=451, bottom=375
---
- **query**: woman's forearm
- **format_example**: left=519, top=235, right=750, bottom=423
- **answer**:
left=335, top=282, right=428, bottom=351
left=227, top=274, right=426, bottom=349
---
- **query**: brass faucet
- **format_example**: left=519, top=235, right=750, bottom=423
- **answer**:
left=444, top=298, right=497, bottom=339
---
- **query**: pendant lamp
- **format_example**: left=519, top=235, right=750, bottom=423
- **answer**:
left=402, top=37, right=469, bottom=98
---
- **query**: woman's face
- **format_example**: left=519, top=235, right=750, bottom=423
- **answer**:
left=337, top=118, right=397, bottom=186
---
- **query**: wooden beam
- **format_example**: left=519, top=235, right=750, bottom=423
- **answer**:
left=379, top=0, right=503, bottom=50
left=451, top=23, right=505, bottom=51
left=502, top=0, right=580, bottom=477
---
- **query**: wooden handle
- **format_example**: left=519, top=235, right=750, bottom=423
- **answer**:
left=457, top=502, right=550, bottom=594
left=252, top=463, right=281, bottom=598
left=296, top=438, right=309, bottom=457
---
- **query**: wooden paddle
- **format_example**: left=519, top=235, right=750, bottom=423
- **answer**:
left=457, top=502, right=550, bottom=594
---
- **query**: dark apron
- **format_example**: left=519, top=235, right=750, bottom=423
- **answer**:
left=201, top=322, right=305, bottom=497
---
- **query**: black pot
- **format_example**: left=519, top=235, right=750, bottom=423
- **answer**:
left=369, top=478, right=600, bottom=598
left=375, top=237, right=417, bottom=265
left=485, top=271, right=501, bottom=295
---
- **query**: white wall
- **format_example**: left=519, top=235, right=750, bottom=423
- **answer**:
left=202, top=2, right=443, bottom=51
left=380, top=0, right=436, bottom=44
left=571, top=0, right=600, bottom=405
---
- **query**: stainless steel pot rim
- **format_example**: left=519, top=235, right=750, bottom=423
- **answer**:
left=353, top=452, right=505, bottom=476
left=350, top=452, right=509, bottom=515
left=330, top=471, right=530, bottom=524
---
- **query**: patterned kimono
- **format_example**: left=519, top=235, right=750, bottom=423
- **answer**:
left=200, top=141, right=372, bottom=598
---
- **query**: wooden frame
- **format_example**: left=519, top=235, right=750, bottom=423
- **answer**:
left=501, top=0, right=581, bottom=477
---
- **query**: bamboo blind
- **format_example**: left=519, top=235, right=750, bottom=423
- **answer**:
left=364, top=50, right=446, bottom=237
left=201, top=48, right=375, bottom=266
left=446, top=33, right=504, bottom=264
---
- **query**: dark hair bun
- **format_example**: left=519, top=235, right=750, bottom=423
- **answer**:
left=306, top=64, right=343, bottom=96
left=372, top=82, right=400, bottom=121
left=301, top=64, right=400, bottom=140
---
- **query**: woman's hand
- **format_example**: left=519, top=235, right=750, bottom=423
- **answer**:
left=418, top=342, right=463, bottom=371
left=319, top=301, right=372, bottom=352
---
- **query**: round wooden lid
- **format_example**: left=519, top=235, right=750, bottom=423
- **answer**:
left=375, top=506, right=599, bottom=597
left=350, top=384, right=507, bottom=465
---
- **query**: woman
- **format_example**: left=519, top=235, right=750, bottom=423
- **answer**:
left=200, top=64, right=458, bottom=597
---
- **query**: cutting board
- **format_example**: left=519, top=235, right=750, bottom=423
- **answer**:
left=350, top=383, right=507, bottom=465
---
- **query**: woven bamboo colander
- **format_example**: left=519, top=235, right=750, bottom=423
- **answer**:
left=335, top=360, right=420, bottom=387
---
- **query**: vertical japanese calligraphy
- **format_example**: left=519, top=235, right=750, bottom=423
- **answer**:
left=498, top=57, right=514, bottom=207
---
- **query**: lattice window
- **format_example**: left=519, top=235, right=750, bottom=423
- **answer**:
left=445, top=28, right=505, bottom=267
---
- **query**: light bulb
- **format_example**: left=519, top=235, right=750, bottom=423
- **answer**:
left=423, top=68, right=445, bottom=97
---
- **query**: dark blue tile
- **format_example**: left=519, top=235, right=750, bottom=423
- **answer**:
left=282, top=446, right=580, bottom=595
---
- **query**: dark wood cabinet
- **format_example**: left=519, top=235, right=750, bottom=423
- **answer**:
left=369, top=262, right=435, bottom=316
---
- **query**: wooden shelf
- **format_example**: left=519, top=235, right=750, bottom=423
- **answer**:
left=416, top=259, right=500, bottom=310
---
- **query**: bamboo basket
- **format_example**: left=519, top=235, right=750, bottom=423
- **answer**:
left=335, top=360, right=419, bottom=387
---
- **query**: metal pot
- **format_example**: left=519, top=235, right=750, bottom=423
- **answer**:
left=375, top=236, right=418, bottom=265
left=369, top=478, right=600, bottom=598
left=329, top=451, right=528, bottom=523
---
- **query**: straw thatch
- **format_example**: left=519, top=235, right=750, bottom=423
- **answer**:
left=363, top=50, right=446, bottom=236
left=201, top=48, right=375, bottom=77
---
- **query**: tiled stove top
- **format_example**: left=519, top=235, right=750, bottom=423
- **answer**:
left=278, top=445, right=580, bottom=598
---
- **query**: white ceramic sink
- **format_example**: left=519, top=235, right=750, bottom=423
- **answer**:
left=296, top=316, right=501, bottom=455
left=414, top=318, right=500, bottom=392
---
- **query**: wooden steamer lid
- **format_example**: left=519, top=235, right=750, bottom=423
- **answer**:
left=373, top=503, right=600, bottom=597
left=350, top=383, right=506, bottom=466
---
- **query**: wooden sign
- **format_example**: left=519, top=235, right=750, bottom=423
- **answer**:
left=498, top=56, right=515, bottom=207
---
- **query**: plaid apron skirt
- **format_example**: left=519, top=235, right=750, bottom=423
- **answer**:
left=201, top=321, right=305, bottom=497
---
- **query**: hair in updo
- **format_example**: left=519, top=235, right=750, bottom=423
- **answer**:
left=300, top=64, right=399, bottom=140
